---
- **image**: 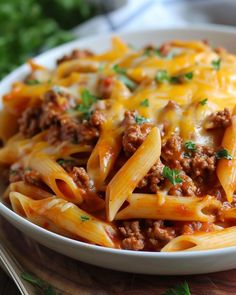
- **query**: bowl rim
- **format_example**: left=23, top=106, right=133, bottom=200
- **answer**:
left=1, top=24, right=236, bottom=258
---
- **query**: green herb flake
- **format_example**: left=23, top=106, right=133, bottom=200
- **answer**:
left=184, top=141, right=196, bottom=151
left=113, top=64, right=126, bottom=75
left=199, top=98, right=208, bottom=106
left=119, top=75, right=137, bottom=91
left=134, top=115, right=150, bottom=125
left=140, top=98, right=149, bottom=107
left=155, top=70, right=170, bottom=83
left=21, top=272, right=57, bottom=295
left=163, top=281, right=191, bottom=295
left=80, top=215, right=90, bottom=222
left=216, top=149, right=232, bottom=160
left=183, top=152, right=191, bottom=159
left=76, top=89, right=98, bottom=118
left=162, top=166, right=183, bottom=185
left=212, top=58, right=221, bottom=70
left=184, top=72, right=194, bottom=80
left=25, top=79, right=40, bottom=85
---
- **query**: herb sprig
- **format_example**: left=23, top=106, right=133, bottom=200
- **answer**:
left=113, top=64, right=137, bottom=90
left=163, top=281, right=191, bottom=295
left=76, top=89, right=98, bottom=119
left=21, top=272, right=58, bottom=295
left=162, top=166, right=183, bottom=185
left=216, top=149, right=232, bottom=160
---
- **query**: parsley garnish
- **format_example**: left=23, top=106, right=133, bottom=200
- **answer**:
left=80, top=215, right=90, bottom=222
left=134, top=115, right=150, bottom=124
left=156, top=70, right=170, bottom=83
left=113, top=64, right=126, bottom=75
left=199, top=98, right=208, bottom=105
left=57, top=159, right=74, bottom=166
left=140, top=98, right=149, bottom=107
left=144, top=47, right=162, bottom=57
left=76, top=89, right=98, bottom=118
left=212, top=58, right=221, bottom=70
left=113, top=64, right=137, bottom=90
left=25, top=79, right=40, bottom=85
left=163, top=281, right=191, bottom=295
left=119, top=75, right=137, bottom=90
left=185, top=141, right=196, bottom=151
left=184, top=72, right=194, bottom=80
left=162, top=166, right=183, bottom=185
left=21, top=272, right=57, bottom=295
left=216, top=149, right=232, bottom=160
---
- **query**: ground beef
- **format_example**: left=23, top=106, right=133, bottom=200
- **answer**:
left=182, top=221, right=214, bottom=235
left=57, top=49, right=94, bottom=65
left=70, top=167, right=90, bottom=190
left=162, top=134, right=216, bottom=180
left=23, top=169, right=42, bottom=186
left=9, top=164, right=42, bottom=186
left=97, top=76, right=114, bottom=99
left=122, top=111, right=153, bottom=155
left=162, top=134, right=183, bottom=169
left=119, top=221, right=145, bottom=251
left=146, top=220, right=176, bottom=250
left=18, top=106, right=42, bottom=138
left=168, top=174, right=197, bottom=196
left=89, top=110, right=105, bottom=127
left=205, top=108, right=231, bottom=130
left=19, top=89, right=102, bottom=144
left=119, top=220, right=176, bottom=251
left=137, top=160, right=165, bottom=193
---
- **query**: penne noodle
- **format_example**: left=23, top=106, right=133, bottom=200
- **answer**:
left=87, top=128, right=122, bottom=189
left=162, top=226, right=236, bottom=252
left=106, top=127, right=161, bottom=221
left=9, top=181, right=53, bottom=200
left=116, top=194, right=221, bottom=222
left=217, top=114, right=236, bottom=202
left=10, top=192, right=117, bottom=248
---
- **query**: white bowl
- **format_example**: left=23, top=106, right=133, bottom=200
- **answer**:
left=1, top=25, right=236, bottom=275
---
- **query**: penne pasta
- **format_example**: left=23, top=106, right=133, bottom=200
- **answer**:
left=106, top=127, right=161, bottom=221
left=162, top=226, right=236, bottom=252
left=115, top=194, right=221, bottom=222
left=217, top=113, right=236, bottom=202
left=10, top=192, right=117, bottom=248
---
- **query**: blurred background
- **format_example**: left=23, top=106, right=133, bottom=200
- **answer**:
left=1, top=0, right=236, bottom=80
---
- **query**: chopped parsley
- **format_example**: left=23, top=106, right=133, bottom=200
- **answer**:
left=184, top=72, right=194, bottom=80
left=156, top=70, right=193, bottom=84
left=162, top=166, right=183, bottom=185
left=184, top=141, right=196, bottom=151
left=163, top=281, right=191, bottom=295
left=199, top=98, right=208, bottom=106
left=76, top=89, right=98, bottom=118
left=212, top=58, right=221, bottom=70
left=134, top=115, right=150, bottom=124
left=216, top=149, right=232, bottom=160
left=21, top=272, right=57, bottom=295
left=57, top=159, right=74, bottom=166
left=80, top=215, right=90, bottom=222
left=119, top=75, right=137, bottom=90
left=143, top=47, right=162, bottom=57
left=140, top=98, right=149, bottom=107
left=113, top=64, right=137, bottom=90
left=156, top=70, right=170, bottom=83
left=25, top=79, right=40, bottom=85
left=113, top=64, right=126, bottom=75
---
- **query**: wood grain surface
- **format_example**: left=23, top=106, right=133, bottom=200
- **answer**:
left=1, top=216, right=236, bottom=295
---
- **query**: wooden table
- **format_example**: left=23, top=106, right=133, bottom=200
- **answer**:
left=1, top=216, right=236, bottom=295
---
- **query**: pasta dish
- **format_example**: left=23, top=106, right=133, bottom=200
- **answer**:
left=1, top=37, right=236, bottom=252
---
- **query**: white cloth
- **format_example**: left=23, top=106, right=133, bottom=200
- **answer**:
left=73, top=0, right=236, bottom=37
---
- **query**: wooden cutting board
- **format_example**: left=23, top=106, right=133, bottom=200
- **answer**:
left=1, top=216, right=236, bottom=295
